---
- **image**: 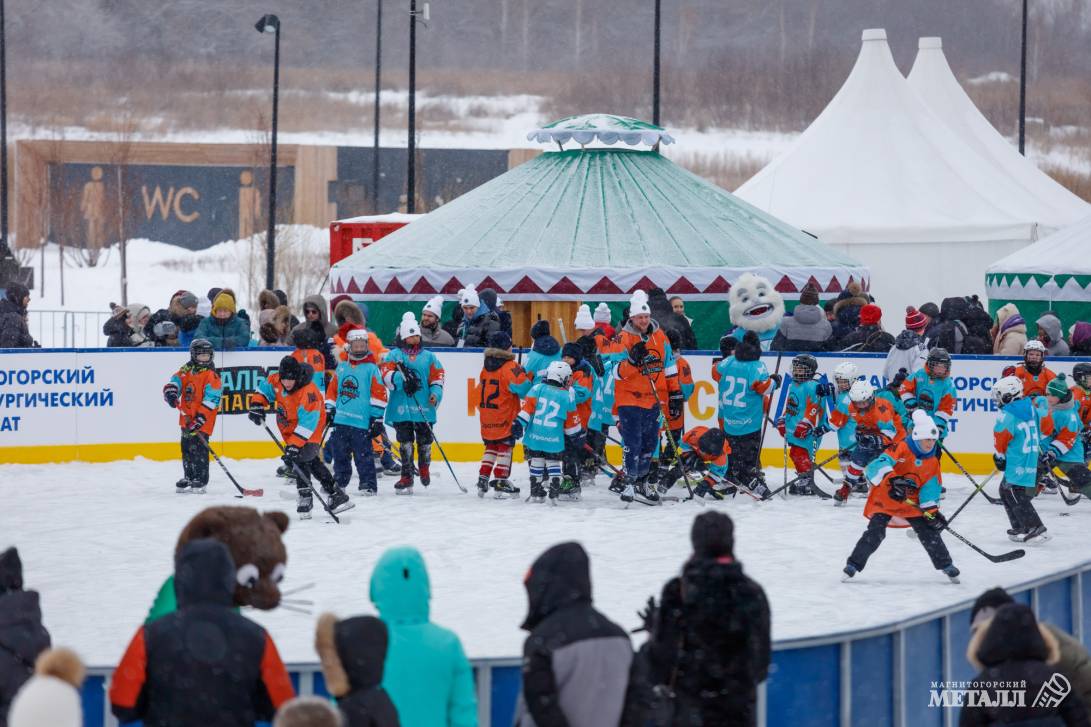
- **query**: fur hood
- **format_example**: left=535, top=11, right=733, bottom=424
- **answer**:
left=257, top=289, right=280, bottom=311
left=315, top=612, right=387, bottom=697
left=833, top=282, right=869, bottom=316
left=333, top=298, right=365, bottom=327
left=967, top=603, right=1060, bottom=672
left=483, top=347, right=515, bottom=372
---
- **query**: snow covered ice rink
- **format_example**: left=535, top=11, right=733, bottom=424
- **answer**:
left=4, top=458, right=1090, bottom=667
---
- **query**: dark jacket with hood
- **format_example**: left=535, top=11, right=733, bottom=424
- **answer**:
left=961, top=603, right=1088, bottom=727
left=839, top=324, right=895, bottom=353
left=931, top=297, right=990, bottom=355
left=146, top=292, right=203, bottom=348
left=648, top=288, right=697, bottom=350
left=0, top=547, right=51, bottom=727
left=110, top=539, right=294, bottom=726
left=515, top=542, right=632, bottom=727
left=830, top=305, right=860, bottom=347
left=771, top=303, right=832, bottom=352
left=1071, top=322, right=1091, bottom=356
left=0, top=283, right=35, bottom=349
left=457, top=304, right=501, bottom=348
left=103, top=308, right=137, bottom=347
left=292, top=293, right=338, bottom=339
left=478, top=289, right=512, bottom=337
left=1037, top=314, right=1071, bottom=357
left=316, top=614, right=400, bottom=727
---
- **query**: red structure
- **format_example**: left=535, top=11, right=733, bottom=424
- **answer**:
left=328, top=214, right=420, bottom=265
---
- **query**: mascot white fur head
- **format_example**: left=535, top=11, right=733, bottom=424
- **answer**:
left=728, top=273, right=785, bottom=334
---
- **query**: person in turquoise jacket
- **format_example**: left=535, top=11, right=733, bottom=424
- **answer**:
left=369, top=546, right=477, bottom=727
left=992, top=376, right=1048, bottom=543
left=193, top=290, right=252, bottom=350
left=524, top=319, right=561, bottom=383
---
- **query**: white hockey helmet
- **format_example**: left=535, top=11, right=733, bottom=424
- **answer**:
left=992, top=376, right=1023, bottom=407
left=833, top=362, right=859, bottom=384
left=1023, top=339, right=1046, bottom=354
left=346, top=328, right=369, bottom=343
left=545, top=360, right=573, bottom=386
left=910, top=409, right=939, bottom=442
left=848, top=380, right=876, bottom=405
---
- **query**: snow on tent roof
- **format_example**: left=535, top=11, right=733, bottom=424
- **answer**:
left=330, top=147, right=866, bottom=301
left=735, top=28, right=1058, bottom=245
left=907, top=37, right=1088, bottom=227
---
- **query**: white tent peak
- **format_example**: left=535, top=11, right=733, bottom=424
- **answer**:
left=907, top=36, right=1088, bottom=226
left=861, top=28, right=887, bottom=42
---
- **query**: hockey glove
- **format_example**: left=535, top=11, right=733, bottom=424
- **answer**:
left=922, top=506, right=947, bottom=530
left=163, top=383, right=179, bottom=409
left=325, top=403, right=337, bottom=423
left=993, top=453, right=1007, bottom=472
left=815, top=382, right=834, bottom=398
left=186, top=414, right=206, bottom=434
left=918, top=392, right=935, bottom=411
left=903, top=397, right=919, bottom=412
left=769, top=373, right=783, bottom=387
left=793, top=421, right=814, bottom=439
left=1041, top=447, right=1059, bottom=469
left=857, top=433, right=883, bottom=451
left=774, top=417, right=786, bottom=437
left=247, top=402, right=266, bottom=426
left=628, top=341, right=648, bottom=366
left=368, top=419, right=385, bottom=439
left=888, top=476, right=916, bottom=502
left=282, top=444, right=301, bottom=467
left=668, top=389, right=684, bottom=419
left=510, top=419, right=525, bottom=441
left=890, top=368, right=909, bottom=391
left=567, top=430, right=587, bottom=454
left=812, top=424, right=831, bottom=439
left=400, top=368, right=422, bottom=396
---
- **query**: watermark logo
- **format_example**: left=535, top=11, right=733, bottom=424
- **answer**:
left=1033, top=673, right=1071, bottom=709
left=929, top=675, right=1071, bottom=710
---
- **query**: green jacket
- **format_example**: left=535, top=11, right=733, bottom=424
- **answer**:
left=370, top=547, right=477, bottom=727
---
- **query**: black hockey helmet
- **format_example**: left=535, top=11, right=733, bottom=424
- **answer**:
left=697, top=427, right=726, bottom=458
left=1073, top=362, right=1091, bottom=387
left=189, top=338, right=214, bottom=366
left=926, top=347, right=951, bottom=378
left=718, top=334, right=737, bottom=359
left=561, top=342, right=583, bottom=365
left=791, top=354, right=818, bottom=381
left=279, top=355, right=302, bottom=382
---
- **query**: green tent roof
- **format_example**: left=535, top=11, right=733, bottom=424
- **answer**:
left=331, top=148, right=866, bottom=300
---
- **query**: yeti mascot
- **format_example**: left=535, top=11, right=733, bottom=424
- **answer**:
left=727, top=273, right=785, bottom=351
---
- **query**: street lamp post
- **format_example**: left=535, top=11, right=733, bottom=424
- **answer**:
left=255, top=13, right=281, bottom=290
left=652, top=0, right=661, bottom=126
left=1018, top=0, right=1028, bottom=156
left=372, top=0, right=383, bottom=213
left=407, top=0, right=417, bottom=214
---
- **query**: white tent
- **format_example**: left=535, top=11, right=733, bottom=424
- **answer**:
left=736, top=28, right=1071, bottom=320
left=907, top=37, right=1088, bottom=226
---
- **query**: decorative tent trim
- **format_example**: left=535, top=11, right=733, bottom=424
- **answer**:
left=527, top=113, right=675, bottom=147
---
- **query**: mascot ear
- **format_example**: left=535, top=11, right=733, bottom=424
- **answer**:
left=264, top=511, right=290, bottom=534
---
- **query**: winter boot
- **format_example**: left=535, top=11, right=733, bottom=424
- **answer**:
left=175, top=478, right=191, bottom=494
left=476, top=475, right=490, bottom=498
left=395, top=474, right=414, bottom=495
left=327, top=487, right=355, bottom=515
left=528, top=477, right=546, bottom=504
left=492, top=479, right=520, bottom=499
left=942, top=565, right=961, bottom=584
left=296, top=487, right=314, bottom=519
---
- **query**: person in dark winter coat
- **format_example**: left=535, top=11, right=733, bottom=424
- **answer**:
left=110, top=539, right=295, bottom=725
left=1071, top=322, right=1091, bottom=356
left=624, top=511, right=770, bottom=727
left=293, top=294, right=338, bottom=339
left=454, top=285, right=501, bottom=347
left=961, top=602, right=1088, bottom=726
left=1038, top=312, right=1071, bottom=356
left=0, top=547, right=51, bottom=727
left=315, top=613, right=399, bottom=727
left=648, top=287, right=697, bottom=350
left=146, top=290, right=202, bottom=347
left=932, top=296, right=990, bottom=355
left=771, top=284, right=832, bottom=352
left=839, top=304, right=895, bottom=352
left=971, top=588, right=1091, bottom=722
left=478, top=288, right=512, bottom=337
left=515, top=542, right=632, bottom=727
left=0, top=283, right=35, bottom=349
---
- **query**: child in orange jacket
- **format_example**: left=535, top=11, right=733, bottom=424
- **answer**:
left=476, top=331, right=532, bottom=497
left=162, top=338, right=222, bottom=494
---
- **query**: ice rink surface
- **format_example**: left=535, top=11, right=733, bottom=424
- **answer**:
left=3, top=458, right=1088, bottom=666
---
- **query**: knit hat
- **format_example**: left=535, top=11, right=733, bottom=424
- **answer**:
left=629, top=290, right=651, bottom=316
left=799, top=284, right=820, bottom=306
left=574, top=304, right=594, bottom=330
left=207, top=287, right=223, bottom=303
left=0, top=546, right=23, bottom=593
left=697, top=428, right=726, bottom=458
left=970, top=587, right=1015, bottom=626
left=1046, top=373, right=1072, bottom=402
left=212, top=291, right=236, bottom=315
left=8, top=648, right=85, bottom=727
left=920, top=302, right=940, bottom=319
left=594, top=302, right=612, bottom=323
left=488, top=331, right=511, bottom=350
left=859, top=304, right=882, bottom=326
left=459, top=285, right=480, bottom=308
left=905, top=306, right=927, bottom=333
left=422, top=295, right=444, bottom=319
left=691, top=511, right=734, bottom=558
left=176, top=291, right=199, bottom=309
left=399, top=312, right=421, bottom=339
left=561, top=342, right=583, bottom=363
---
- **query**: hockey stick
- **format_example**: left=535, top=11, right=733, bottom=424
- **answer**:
left=644, top=366, right=697, bottom=502
left=396, top=363, right=466, bottom=492
left=941, top=523, right=1025, bottom=563
left=262, top=424, right=341, bottom=523
left=940, top=444, right=1002, bottom=506
left=194, top=432, right=264, bottom=498
left=582, top=445, right=665, bottom=505
left=945, top=469, right=1000, bottom=526
left=1049, top=471, right=1082, bottom=506
left=757, top=351, right=783, bottom=452
left=767, top=449, right=845, bottom=498
left=764, top=416, right=833, bottom=499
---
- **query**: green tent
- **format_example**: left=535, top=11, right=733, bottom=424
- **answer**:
left=985, top=216, right=1091, bottom=336
left=331, top=118, right=866, bottom=347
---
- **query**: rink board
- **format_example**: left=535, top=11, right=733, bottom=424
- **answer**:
left=76, top=560, right=1091, bottom=727
left=0, top=346, right=1078, bottom=473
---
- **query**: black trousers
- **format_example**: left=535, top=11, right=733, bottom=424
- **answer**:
left=1000, top=481, right=1043, bottom=531
left=291, top=442, right=337, bottom=492
left=848, top=513, right=952, bottom=571
left=180, top=432, right=209, bottom=485
left=726, top=430, right=762, bottom=483
left=394, top=421, right=433, bottom=475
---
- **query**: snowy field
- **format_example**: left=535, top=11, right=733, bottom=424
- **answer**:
left=3, top=457, right=1090, bottom=668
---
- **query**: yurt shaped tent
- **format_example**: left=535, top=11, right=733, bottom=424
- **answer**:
left=736, top=29, right=1070, bottom=320
left=907, top=37, right=1088, bottom=225
left=985, top=216, right=1091, bottom=337
left=329, top=114, right=867, bottom=348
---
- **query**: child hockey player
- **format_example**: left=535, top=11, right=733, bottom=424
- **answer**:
left=899, top=348, right=957, bottom=439
left=830, top=380, right=906, bottom=502
left=162, top=338, right=222, bottom=493
left=515, top=360, right=584, bottom=503
left=560, top=342, right=595, bottom=488
left=841, top=409, right=959, bottom=583
left=1041, top=375, right=1091, bottom=495
left=382, top=312, right=445, bottom=494
left=587, top=351, right=620, bottom=485
left=249, top=356, right=351, bottom=518
left=659, top=328, right=695, bottom=474
left=830, top=362, right=859, bottom=479
left=1013, top=340, right=1057, bottom=397
left=660, top=426, right=744, bottom=500
left=524, top=319, right=561, bottom=382
left=614, top=291, right=683, bottom=505
left=476, top=331, right=531, bottom=498
left=774, top=354, right=831, bottom=496
left=713, top=330, right=774, bottom=491
left=992, top=375, right=1049, bottom=543
left=325, top=328, right=388, bottom=495
left=1074, top=363, right=1091, bottom=459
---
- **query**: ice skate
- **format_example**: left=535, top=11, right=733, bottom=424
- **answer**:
left=175, top=478, right=191, bottom=494
left=527, top=477, right=546, bottom=504
left=327, top=487, right=355, bottom=515
left=418, top=465, right=431, bottom=487
left=476, top=475, right=490, bottom=498
left=296, top=488, right=314, bottom=520
left=492, top=479, right=520, bottom=499
left=841, top=564, right=857, bottom=582
left=358, top=485, right=378, bottom=497
left=395, top=474, right=414, bottom=496
left=189, top=481, right=207, bottom=495
left=634, top=478, right=660, bottom=505
left=942, top=565, right=960, bottom=584
left=1020, top=525, right=1050, bottom=544
left=556, top=477, right=581, bottom=502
